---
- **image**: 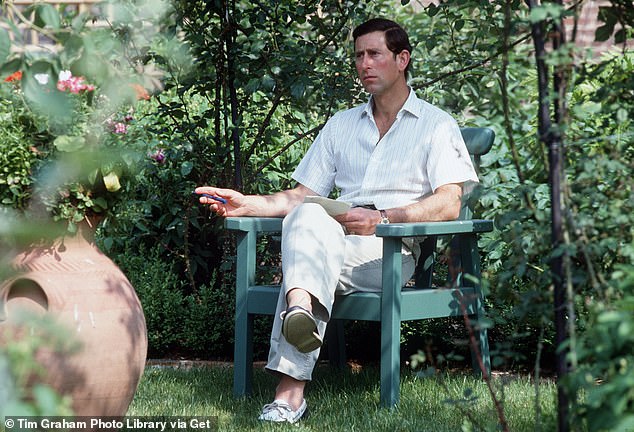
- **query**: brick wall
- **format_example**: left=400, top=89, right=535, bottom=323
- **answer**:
left=567, top=0, right=633, bottom=52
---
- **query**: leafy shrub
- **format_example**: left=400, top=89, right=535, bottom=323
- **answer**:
left=182, top=278, right=235, bottom=359
left=561, top=52, right=634, bottom=430
left=0, top=96, right=38, bottom=209
left=98, top=87, right=232, bottom=285
left=568, top=265, right=634, bottom=431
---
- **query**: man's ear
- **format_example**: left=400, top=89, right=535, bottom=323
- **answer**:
left=397, top=50, right=411, bottom=72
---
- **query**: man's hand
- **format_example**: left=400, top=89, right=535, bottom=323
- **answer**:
left=194, top=183, right=316, bottom=218
left=334, top=207, right=381, bottom=235
left=194, top=187, right=251, bottom=217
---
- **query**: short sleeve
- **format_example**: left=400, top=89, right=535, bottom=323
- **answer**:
left=426, top=118, right=479, bottom=192
left=291, top=118, right=337, bottom=196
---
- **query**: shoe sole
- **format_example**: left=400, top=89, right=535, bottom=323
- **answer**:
left=282, top=308, right=322, bottom=353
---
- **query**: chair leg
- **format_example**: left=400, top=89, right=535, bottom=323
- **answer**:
left=233, top=312, right=254, bottom=397
left=470, top=288, right=491, bottom=377
left=472, top=324, right=491, bottom=377
left=325, top=318, right=346, bottom=370
left=380, top=314, right=401, bottom=408
left=459, top=233, right=491, bottom=378
left=380, top=237, right=403, bottom=408
left=233, top=229, right=257, bottom=397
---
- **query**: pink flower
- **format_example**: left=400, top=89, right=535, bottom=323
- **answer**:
left=113, top=122, right=127, bottom=134
left=104, top=117, right=128, bottom=134
left=149, top=149, right=166, bottom=164
left=57, top=70, right=95, bottom=94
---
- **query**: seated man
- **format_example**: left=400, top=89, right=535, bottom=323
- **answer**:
left=195, top=17, right=478, bottom=423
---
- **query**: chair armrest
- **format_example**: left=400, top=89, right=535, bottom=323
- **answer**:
left=224, top=217, right=493, bottom=237
left=225, top=217, right=283, bottom=233
left=375, top=219, right=493, bottom=238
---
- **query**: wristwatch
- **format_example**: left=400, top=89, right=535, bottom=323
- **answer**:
left=379, top=210, right=390, bottom=224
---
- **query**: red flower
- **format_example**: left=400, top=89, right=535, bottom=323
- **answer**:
left=131, top=83, right=150, bottom=100
left=4, top=71, right=22, bottom=82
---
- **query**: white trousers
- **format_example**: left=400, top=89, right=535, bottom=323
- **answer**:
left=265, top=203, right=417, bottom=381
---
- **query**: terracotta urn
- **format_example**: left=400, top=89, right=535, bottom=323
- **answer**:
left=0, top=221, right=147, bottom=416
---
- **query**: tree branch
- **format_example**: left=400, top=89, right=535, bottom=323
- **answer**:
left=242, top=14, right=350, bottom=163
left=410, top=33, right=532, bottom=89
left=248, top=123, right=324, bottom=184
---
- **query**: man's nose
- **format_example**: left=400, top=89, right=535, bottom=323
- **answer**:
left=357, top=55, right=370, bottom=69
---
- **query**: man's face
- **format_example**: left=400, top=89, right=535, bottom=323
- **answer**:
left=354, top=31, right=407, bottom=96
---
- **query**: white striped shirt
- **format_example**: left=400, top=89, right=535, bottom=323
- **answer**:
left=292, top=89, right=479, bottom=210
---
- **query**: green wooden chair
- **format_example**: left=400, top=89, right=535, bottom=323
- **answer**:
left=225, top=127, right=495, bottom=408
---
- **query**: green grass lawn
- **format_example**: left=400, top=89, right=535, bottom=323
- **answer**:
left=127, top=363, right=558, bottom=431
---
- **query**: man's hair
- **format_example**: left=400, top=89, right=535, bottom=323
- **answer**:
left=352, top=18, right=413, bottom=75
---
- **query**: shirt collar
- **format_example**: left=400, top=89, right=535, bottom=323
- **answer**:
left=362, top=87, right=421, bottom=120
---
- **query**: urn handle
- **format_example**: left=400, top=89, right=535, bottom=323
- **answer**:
left=0, top=278, right=49, bottom=323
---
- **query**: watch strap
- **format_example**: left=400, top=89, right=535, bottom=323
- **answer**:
left=379, top=210, right=390, bottom=224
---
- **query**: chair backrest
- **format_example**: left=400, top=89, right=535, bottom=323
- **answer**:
left=459, top=127, right=495, bottom=220
left=461, top=127, right=495, bottom=171
left=414, top=127, right=495, bottom=288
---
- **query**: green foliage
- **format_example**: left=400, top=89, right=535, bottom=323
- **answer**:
left=0, top=98, right=36, bottom=209
left=99, top=89, right=225, bottom=284
left=390, top=6, right=633, bottom=430
left=567, top=265, right=634, bottom=431
left=182, top=279, right=234, bottom=358
left=561, top=53, right=634, bottom=430
left=595, top=0, right=634, bottom=44
left=0, top=0, right=187, bottom=232
left=161, top=0, right=391, bottom=193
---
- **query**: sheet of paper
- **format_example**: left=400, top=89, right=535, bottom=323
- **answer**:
left=303, top=196, right=352, bottom=216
